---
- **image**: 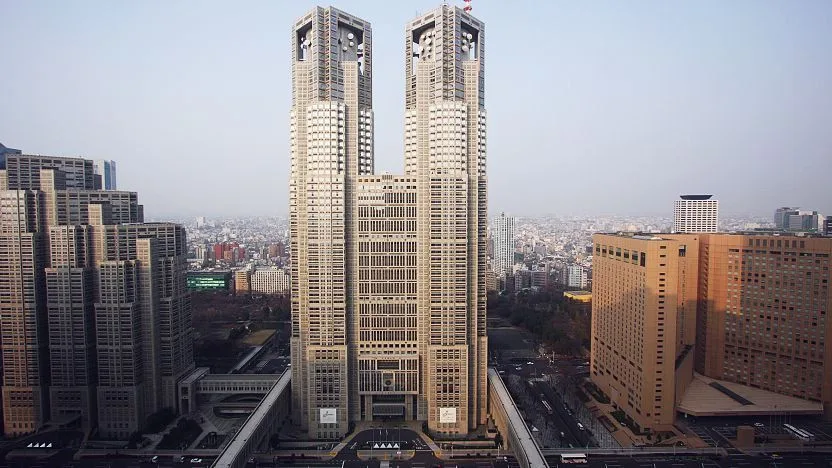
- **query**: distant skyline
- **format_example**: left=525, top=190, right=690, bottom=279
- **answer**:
left=2, top=0, right=831, bottom=218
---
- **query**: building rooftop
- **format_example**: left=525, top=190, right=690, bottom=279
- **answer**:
left=679, top=194, right=713, bottom=200
left=677, top=374, right=823, bottom=417
left=563, top=291, right=592, bottom=302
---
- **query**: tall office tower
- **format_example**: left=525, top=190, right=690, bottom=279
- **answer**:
left=492, top=213, right=515, bottom=278
left=90, top=219, right=191, bottom=438
left=93, top=159, right=117, bottom=190
left=696, top=234, right=832, bottom=409
left=291, top=4, right=486, bottom=437
left=0, top=153, right=191, bottom=437
left=775, top=207, right=800, bottom=229
left=673, top=194, right=718, bottom=233
left=591, top=233, right=700, bottom=431
left=290, top=6, right=373, bottom=438
left=825, top=217, right=832, bottom=236
left=46, top=225, right=97, bottom=429
left=406, top=4, right=487, bottom=434
left=0, top=190, right=49, bottom=435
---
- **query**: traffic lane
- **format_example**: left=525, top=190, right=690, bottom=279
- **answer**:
left=498, top=362, right=590, bottom=447
left=533, top=381, right=591, bottom=448
left=534, top=381, right=586, bottom=447
left=543, top=454, right=776, bottom=468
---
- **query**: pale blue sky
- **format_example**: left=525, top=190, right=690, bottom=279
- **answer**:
left=1, top=1, right=830, bottom=218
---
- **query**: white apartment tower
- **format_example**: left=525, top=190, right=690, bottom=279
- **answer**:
left=290, top=4, right=487, bottom=438
left=493, top=212, right=515, bottom=278
left=673, top=194, right=718, bottom=233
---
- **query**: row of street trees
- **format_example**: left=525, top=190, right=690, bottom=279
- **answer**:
left=487, top=287, right=589, bottom=355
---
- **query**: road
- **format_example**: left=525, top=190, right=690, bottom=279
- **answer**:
left=492, top=350, right=602, bottom=450
left=545, top=452, right=832, bottom=467
left=259, top=428, right=518, bottom=468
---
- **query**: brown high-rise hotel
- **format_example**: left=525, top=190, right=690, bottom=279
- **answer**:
left=290, top=5, right=487, bottom=437
left=592, top=232, right=832, bottom=432
left=0, top=152, right=192, bottom=438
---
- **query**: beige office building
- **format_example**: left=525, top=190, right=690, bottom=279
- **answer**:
left=696, top=234, right=832, bottom=411
left=290, top=4, right=487, bottom=438
left=592, top=232, right=832, bottom=432
left=0, top=155, right=191, bottom=437
left=591, top=233, right=699, bottom=431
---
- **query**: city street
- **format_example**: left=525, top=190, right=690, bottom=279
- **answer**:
left=489, top=321, right=617, bottom=450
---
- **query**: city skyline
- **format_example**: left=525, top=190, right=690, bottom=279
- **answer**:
left=3, top=0, right=831, bottom=218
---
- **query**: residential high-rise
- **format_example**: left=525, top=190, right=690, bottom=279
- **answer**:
left=93, top=159, right=117, bottom=190
left=591, top=232, right=832, bottom=432
left=673, top=194, right=718, bottom=233
left=0, top=154, right=192, bottom=438
left=563, top=264, right=588, bottom=289
left=493, top=212, right=515, bottom=278
left=290, top=4, right=487, bottom=438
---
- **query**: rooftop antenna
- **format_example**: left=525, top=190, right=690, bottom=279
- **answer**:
left=463, top=0, right=472, bottom=12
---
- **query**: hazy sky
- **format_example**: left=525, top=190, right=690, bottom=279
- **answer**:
left=2, top=1, right=831, bottom=219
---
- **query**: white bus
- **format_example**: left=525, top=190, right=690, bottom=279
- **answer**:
left=541, top=400, right=553, bottom=414
left=560, top=453, right=587, bottom=464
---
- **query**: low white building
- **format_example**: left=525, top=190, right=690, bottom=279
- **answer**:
left=250, top=267, right=290, bottom=295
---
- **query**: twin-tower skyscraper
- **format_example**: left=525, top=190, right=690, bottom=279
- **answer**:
left=290, top=5, right=487, bottom=437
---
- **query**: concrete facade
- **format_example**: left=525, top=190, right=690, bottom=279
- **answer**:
left=290, top=4, right=487, bottom=438
left=591, top=232, right=832, bottom=431
left=0, top=155, right=192, bottom=438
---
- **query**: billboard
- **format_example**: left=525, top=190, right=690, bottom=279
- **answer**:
left=319, top=408, right=337, bottom=424
left=439, top=407, right=456, bottom=424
